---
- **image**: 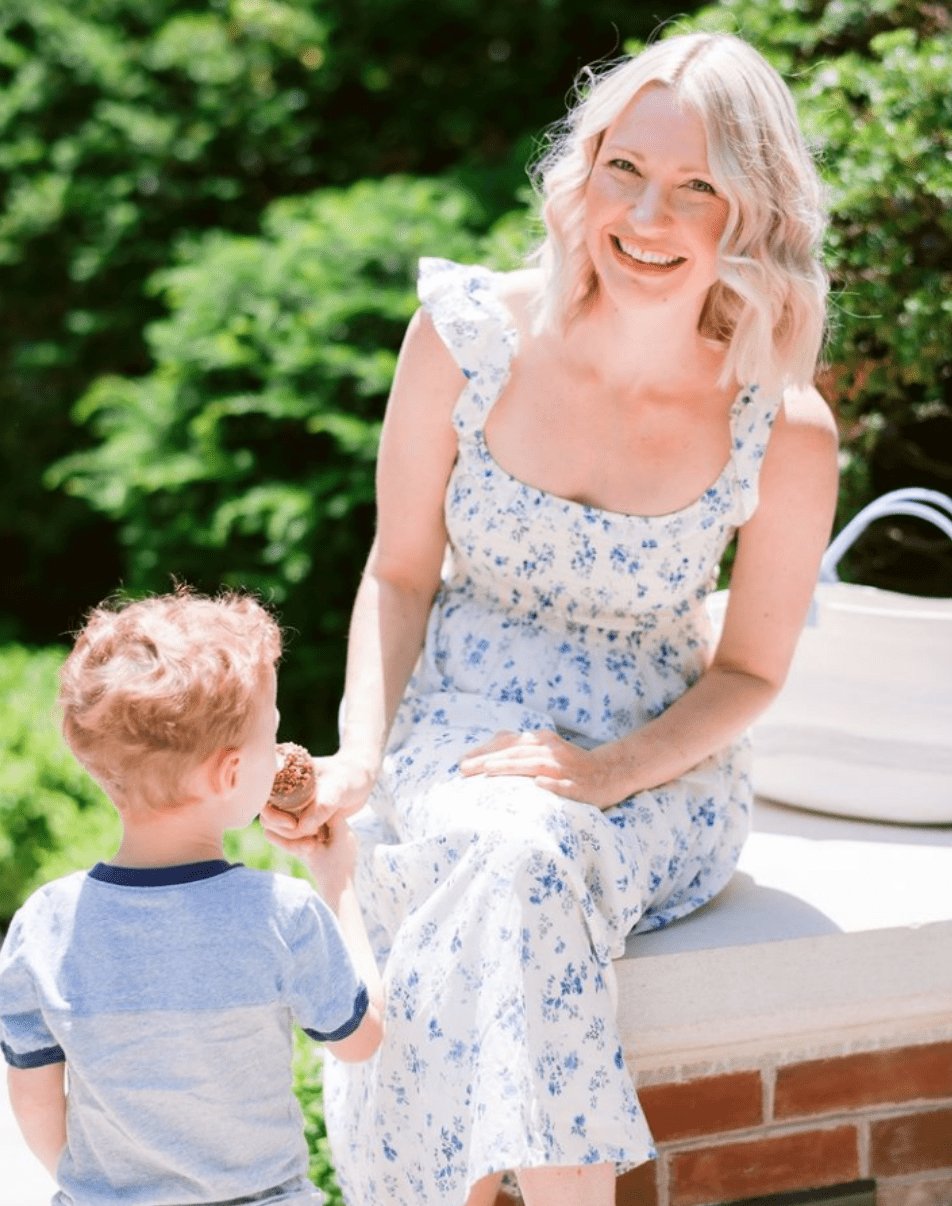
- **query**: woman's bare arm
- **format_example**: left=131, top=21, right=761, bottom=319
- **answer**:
left=263, top=306, right=464, bottom=835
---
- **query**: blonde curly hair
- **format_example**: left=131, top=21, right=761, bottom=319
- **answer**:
left=59, top=588, right=282, bottom=811
left=532, top=32, right=828, bottom=392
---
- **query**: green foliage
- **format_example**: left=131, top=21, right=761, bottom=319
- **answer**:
left=0, top=643, right=120, bottom=926
left=49, top=175, right=528, bottom=744
left=0, top=0, right=697, bottom=644
left=0, top=0, right=333, bottom=638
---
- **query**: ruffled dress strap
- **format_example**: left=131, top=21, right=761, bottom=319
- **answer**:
left=417, top=257, right=519, bottom=435
left=727, top=383, right=783, bottom=524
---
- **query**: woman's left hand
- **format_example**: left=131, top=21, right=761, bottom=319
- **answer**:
left=458, top=730, right=626, bottom=810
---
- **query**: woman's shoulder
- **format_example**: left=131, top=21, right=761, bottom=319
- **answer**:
left=775, top=382, right=838, bottom=446
left=411, top=260, right=539, bottom=379
left=417, top=258, right=540, bottom=314
left=757, top=382, right=838, bottom=493
left=491, top=263, right=541, bottom=317
left=485, top=266, right=544, bottom=355
left=780, top=381, right=835, bottom=423
left=491, top=265, right=542, bottom=301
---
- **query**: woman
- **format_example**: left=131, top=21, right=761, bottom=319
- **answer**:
left=264, top=30, right=839, bottom=1206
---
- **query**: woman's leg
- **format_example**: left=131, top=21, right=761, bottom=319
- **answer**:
left=516, top=1163, right=615, bottom=1206
left=462, top=1171, right=505, bottom=1206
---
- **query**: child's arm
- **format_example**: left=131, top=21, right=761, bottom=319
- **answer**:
left=7, top=1062, right=67, bottom=1176
left=319, top=870, right=386, bottom=1063
left=271, top=816, right=385, bottom=1062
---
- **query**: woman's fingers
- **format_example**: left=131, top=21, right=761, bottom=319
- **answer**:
left=259, top=800, right=301, bottom=834
left=460, top=730, right=567, bottom=777
left=462, top=730, right=521, bottom=760
left=459, top=731, right=622, bottom=808
left=260, top=798, right=325, bottom=838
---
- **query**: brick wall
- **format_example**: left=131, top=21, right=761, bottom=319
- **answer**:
left=614, top=1041, right=952, bottom=1206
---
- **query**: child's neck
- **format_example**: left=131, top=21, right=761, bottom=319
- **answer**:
left=109, top=805, right=227, bottom=869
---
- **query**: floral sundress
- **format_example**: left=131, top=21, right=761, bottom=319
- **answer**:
left=323, top=258, right=780, bottom=1205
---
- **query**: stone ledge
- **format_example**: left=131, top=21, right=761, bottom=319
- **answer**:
left=616, top=800, right=952, bottom=1076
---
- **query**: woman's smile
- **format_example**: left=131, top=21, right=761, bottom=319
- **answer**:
left=611, top=235, right=686, bottom=270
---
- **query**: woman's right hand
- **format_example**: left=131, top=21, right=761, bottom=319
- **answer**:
left=260, top=750, right=377, bottom=850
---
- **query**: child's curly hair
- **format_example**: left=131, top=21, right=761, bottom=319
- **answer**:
left=59, top=587, right=282, bottom=810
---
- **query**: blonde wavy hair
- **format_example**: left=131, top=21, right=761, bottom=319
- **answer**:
left=59, top=588, right=282, bottom=811
left=532, top=32, right=828, bottom=392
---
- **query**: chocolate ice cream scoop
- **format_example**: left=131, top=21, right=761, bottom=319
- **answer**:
left=269, top=742, right=316, bottom=816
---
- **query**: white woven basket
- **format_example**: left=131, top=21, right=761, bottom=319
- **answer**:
left=709, top=488, right=952, bottom=824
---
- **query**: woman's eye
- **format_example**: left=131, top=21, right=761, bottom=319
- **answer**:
left=687, top=178, right=716, bottom=195
left=608, top=158, right=639, bottom=174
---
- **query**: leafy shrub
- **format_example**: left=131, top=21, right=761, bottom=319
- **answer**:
left=50, top=175, right=535, bottom=745
left=0, top=0, right=699, bottom=644
left=0, top=643, right=120, bottom=927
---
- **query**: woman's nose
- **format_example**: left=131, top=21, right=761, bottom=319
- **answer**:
left=628, top=184, right=669, bottom=226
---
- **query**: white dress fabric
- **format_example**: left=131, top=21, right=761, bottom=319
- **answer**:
left=324, top=258, right=780, bottom=1205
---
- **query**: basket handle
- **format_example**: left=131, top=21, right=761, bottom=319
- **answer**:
left=819, top=488, right=952, bottom=583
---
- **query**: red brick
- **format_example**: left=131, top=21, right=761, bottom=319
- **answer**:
left=776, top=1043, right=952, bottom=1118
left=871, top=1106, right=952, bottom=1177
left=616, top=1158, right=659, bottom=1206
left=669, top=1126, right=859, bottom=1206
left=640, top=1072, right=762, bottom=1142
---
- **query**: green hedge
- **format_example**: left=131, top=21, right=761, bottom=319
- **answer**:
left=0, top=0, right=698, bottom=644
left=0, top=643, right=120, bottom=924
left=49, top=176, right=536, bottom=746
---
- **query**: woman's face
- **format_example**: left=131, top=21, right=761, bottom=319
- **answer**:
left=583, top=84, right=729, bottom=312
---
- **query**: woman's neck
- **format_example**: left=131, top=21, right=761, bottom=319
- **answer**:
left=560, top=285, right=724, bottom=397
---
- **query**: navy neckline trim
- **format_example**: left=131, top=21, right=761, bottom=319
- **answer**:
left=89, top=860, right=241, bottom=887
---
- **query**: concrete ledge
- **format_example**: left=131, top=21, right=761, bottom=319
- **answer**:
left=616, top=800, right=952, bottom=1076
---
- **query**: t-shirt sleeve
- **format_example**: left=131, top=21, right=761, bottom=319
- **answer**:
left=285, top=892, right=368, bottom=1043
left=0, top=913, right=66, bottom=1069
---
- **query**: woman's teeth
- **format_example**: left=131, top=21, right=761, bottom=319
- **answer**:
left=615, top=238, right=683, bottom=266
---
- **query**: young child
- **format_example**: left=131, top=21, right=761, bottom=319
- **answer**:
left=0, top=588, right=384, bottom=1206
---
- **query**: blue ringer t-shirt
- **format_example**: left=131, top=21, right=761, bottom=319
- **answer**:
left=0, top=861, right=367, bottom=1205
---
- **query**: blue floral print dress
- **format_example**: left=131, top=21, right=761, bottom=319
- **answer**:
left=323, top=259, right=780, bottom=1205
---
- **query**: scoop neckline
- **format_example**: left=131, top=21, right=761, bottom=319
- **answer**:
left=468, top=270, right=751, bottom=522
left=473, top=417, right=743, bottom=523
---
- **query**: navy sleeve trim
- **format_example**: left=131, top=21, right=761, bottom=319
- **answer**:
left=2, top=1040, right=66, bottom=1069
left=303, top=983, right=369, bottom=1043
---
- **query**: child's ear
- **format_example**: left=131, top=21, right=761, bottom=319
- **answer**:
left=207, top=748, right=241, bottom=794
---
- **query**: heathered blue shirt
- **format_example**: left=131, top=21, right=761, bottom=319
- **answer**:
left=0, top=861, right=368, bottom=1206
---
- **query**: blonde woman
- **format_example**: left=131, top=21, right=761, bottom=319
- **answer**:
left=264, top=31, right=838, bottom=1206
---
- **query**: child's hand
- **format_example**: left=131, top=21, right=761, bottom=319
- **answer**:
left=297, top=814, right=358, bottom=903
